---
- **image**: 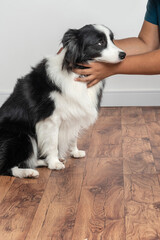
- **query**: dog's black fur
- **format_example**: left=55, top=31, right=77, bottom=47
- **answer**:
left=0, top=24, right=125, bottom=177
left=0, top=60, right=61, bottom=175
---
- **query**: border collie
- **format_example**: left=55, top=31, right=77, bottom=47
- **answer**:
left=0, top=24, right=126, bottom=178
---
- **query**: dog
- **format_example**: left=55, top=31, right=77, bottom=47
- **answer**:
left=0, top=24, right=126, bottom=178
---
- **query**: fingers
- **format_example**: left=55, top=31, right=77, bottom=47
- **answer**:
left=75, top=75, right=95, bottom=83
left=76, top=63, right=90, bottom=67
left=73, top=68, right=91, bottom=75
left=87, top=79, right=100, bottom=88
left=73, top=63, right=92, bottom=75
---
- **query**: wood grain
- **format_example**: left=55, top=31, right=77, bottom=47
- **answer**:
left=122, top=123, right=156, bottom=174
left=124, top=174, right=160, bottom=240
left=72, top=157, right=125, bottom=240
left=0, top=107, right=160, bottom=240
left=0, top=177, right=14, bottom=204
left=88, top=143, right=122, bottom=158
left=0, top=168, right=51, bottom=240
left=26, top=159, right=86, bottom=240
left=90, top=124, right=122, bottom=146
left=142, top=107, right=157, bottom=123
left=151, top=146, right=160, bottom=172
left=121, top=107, right=145, bottom=125
left=146, top=121, right=160, bottom=147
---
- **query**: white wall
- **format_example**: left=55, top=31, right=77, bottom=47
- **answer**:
left=0, top=0, right=160, bottom=106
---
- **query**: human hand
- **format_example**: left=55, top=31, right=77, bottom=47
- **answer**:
left=73, top=61, right=117, bottom=87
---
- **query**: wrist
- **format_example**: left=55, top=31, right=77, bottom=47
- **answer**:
left=113, top=56, right=134, bottom=75
left=109, top=62, right=122, bottom=76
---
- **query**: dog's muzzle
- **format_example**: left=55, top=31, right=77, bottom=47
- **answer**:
left=119, top=52, right=126, bottom=60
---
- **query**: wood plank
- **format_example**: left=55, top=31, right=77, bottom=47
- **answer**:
left=83, top=157, right=123, bottom=186
left=0, top=168, right=51, bottom=240
left=94, top=109, right=121, bottom=130
left=142, top=107, right=160, bottom=122
left=72, top=185, right=107, bottom=240
left=87, top=144, right=122, bottom=158
left=122, top=123, right=156, bottom=174
left=0, top=176, right=14, bottom=203
left=72, top=187, right=125, bottom=240
left=0, top=184, right=43, bottom=240
left=158, top=174, right=160, bottom=185
left=125, top=201, right=160, bottom=240
left=124, top=174, right=160, bottom=240
left=142, top=107, right=157, bottom=123
left=122, top=136, right=152, bottom=157
left=151, top=146, right=160, bottom=173
left=124, top=174, right=160, bottom=203
left=89, top=124, right=122, bottom=146
left=122, top=110, right=157, bottom=174
left=99, top=107, right=121, bottom=117
left=146, top=121, right=160, bottom=147
left=123, top=151, right=156, bottom=175
left=121, top=107, right=145, bottom=125
left=101, top=219, right=125, bottom=240
left=122, top=123, right=148, bottom=139
left=72, top=157, right=125, bottom=240
left=25, top=158, right=85, bottom=240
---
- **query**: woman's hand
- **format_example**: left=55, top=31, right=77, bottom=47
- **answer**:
left=73, top=61, right=117, bottom=87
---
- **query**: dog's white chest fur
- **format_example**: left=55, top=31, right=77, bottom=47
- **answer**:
left=47, top=51, right=103, bottom=124
left=35, top=51, right=102, bottom=161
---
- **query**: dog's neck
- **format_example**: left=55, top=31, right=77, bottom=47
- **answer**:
left=57, top=47, right=90, bottom=71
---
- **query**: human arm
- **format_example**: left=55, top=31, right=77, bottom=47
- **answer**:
left=115, top=20, right=159, bottom=55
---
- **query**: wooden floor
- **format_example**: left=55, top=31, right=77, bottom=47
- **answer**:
left=1, top=107, right=160, bottom=240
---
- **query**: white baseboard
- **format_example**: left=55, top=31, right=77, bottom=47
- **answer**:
left=101, top=90, right=160, bottom=106
left=0, top=90, right=160, bottom=107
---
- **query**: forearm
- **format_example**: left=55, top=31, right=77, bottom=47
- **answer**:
left=115, top=49, right=160, bottom=75
left=114, top=37, right=152, bottom=56
left=114, top=21, right=160, bottom=56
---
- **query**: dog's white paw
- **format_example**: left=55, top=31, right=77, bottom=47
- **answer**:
left=48, top=160, right=65, bottom=170
left=71, top=150, right=86, bottom=158
left=12, top=167, right=39, bottom=178
left=27, top=169, right=39, bottom=178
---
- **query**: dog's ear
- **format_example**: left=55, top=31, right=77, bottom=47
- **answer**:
left=62, top=29, right=80, bottom=70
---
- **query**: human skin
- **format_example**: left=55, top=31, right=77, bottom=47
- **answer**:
left=73, top=21, right=160, bottom=87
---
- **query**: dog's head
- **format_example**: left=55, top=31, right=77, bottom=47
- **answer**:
left=61, top=24, right=126, bottom=70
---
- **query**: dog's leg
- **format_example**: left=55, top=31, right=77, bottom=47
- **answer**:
left=58, top=122, right=72, bottom=160
left=70, top=138, right=86, bottom=158
left=36, top=116, right=65, bottom=170
left=36, top=160, right=48, bottom=167
left=58, top=122, right=85, bottom=159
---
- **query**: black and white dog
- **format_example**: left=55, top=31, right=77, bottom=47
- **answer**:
left=0, top=24, right=126, bottom=178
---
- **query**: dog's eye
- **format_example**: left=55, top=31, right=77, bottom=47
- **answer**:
left=97, top=40, right=105, bottom=46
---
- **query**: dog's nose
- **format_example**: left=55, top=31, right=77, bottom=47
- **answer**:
left=119, top=52, right=126, bottom=60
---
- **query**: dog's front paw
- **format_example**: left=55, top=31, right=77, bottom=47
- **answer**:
left=27, top=169, right=40, bottom=178
left=71, top=150, right=86, bottom=158
left=48, top=160, right=65, bottom=170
